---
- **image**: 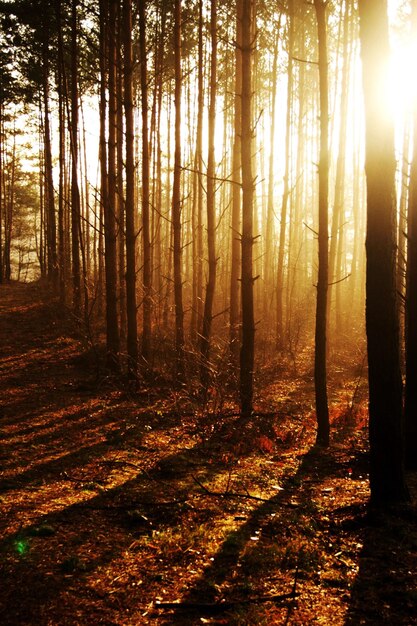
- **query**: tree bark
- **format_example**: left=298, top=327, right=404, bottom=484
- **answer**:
left=276, top=2, right=293, bottom=350
left=264, top=23, right=280, bottom=331
left=230, top=0, right=242, bottom=362
left=139, top=0, right=152, bottom=366
left=200, top=0, right=218, bottom=393
left=328, top=0, right=351, bottom=335
left=123, top=0, right=138, bottom=380
left=172, top=0, right=185, bottom=382
left=104, top=0, right=120, bottom=370
left=314, top=0, right=330, bottom=447
left=240, top=0, right=255, bottom=421
left=191, top=0, right=204, bottom=345
left=358, top=0, right=409, bottom=503
left=42, top=32, right=58, bottom=291
left=70, top=0, right=81, bottom=315
left=404, top=0, right=417, bottom=470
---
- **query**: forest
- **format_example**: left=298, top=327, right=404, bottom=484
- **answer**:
left=1, top=0, right=417, bottom=623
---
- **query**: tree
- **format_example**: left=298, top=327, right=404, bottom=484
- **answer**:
left=276, top=1, right=292, bottom=350
left=70, top=0, right=81, bottom=314
left=358, top=0, right=409, bottom=503
left=313, top=0, right=330, bottom=447
left=230, top=0, right=242, bottom=362
left=404, top=0, right=417, bottom=470
left=200, top=0, right=218, bottom=393
left=41, top=25, right=58, bottom=289
left=139, top=0, right=152, bottom=367
left=172, top=0, right=185, bottom=382
left=123, top=0, right=138, bottom=380
left=102, top=0, right=120, bottom=370
left=240, top=0, right=255, bottom=421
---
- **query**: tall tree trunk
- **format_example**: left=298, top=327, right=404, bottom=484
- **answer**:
left=123, top=0, right=138, bottom=380
left=104, top=0, right=121, bottom=370
left=42, top=34, right=58, bottom=290
left=276, top=1, right=293, bottom=350
left=191, top=0, right=204, bottom=345
left=70, top=0, right=81, bottom=314
left=139, top=0, right=152, bottom=366
left=328, top=0, right=351, bottom=335
left=200, top=0, right=217, bottom=392
left=314, top=0, right=330, bottom=447
left=404, top=0, right=417, bottom=470
left=230, top=0, right=242, bottom=362
left=172, top=0, right=185, bottom=382
left=116, top=9, right=126, bottom=348
left=0, top=103, right=3, bottom=284
left=3, top=116, right=16, bottom=282
left=240, top=0, right=255, bottom=421
left=264, top=24, right=280, bottom=330
left=358, top=0, right=409, bottom=503
left=397, top=126, right=410, bottom=347
left=405, top=110, right=417, bottom=468
left=57, top=0, right=66, bottom=303
left=98, top=0, right=108, bottom=318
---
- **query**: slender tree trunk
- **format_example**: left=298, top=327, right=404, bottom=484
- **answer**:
left=70, top=0, right=81, bottom=314
left=191, top=0, right=204, bottom=344
left=139, top=0, right=152, bottom=366
left=0, top=103, right=3, bottom=284
left=328, top=0, right=351, bottom=335
left=264, top=24, right=280, bottom=330
left=123, top=0, right=138, bottom=380
left=42, top=35, right=58, bottom=290
left=359, top=0, right=409, bottom=503
left=200, top=0, right=217, bottom=392
left=230, top=0, right=242, bottom=361
left=57, top=0, right=66, bottom=303
left=397, top=125, right=410, bottom=347
left=172, top=0, right=185, bottom=382
left=116, top=10, right=126, bottom=348
left=3, top=116, right=16, bottom=282
left=240, top=0, right=255, bottom=421
left=314, top=0, right=330, bottom=447
left=153, top=8, right=165, bottom=328
left=277, top=2, right=293, bottom=350
left=104, top=0, right=121, bottom=370
left=98, top=0, right=108, bottom=318
left=287, top=20, right=306, bottom=349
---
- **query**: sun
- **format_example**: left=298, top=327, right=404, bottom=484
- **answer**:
left=387, top=1, right=417, bottom=125
left=388, top=39, right=417, bottom=122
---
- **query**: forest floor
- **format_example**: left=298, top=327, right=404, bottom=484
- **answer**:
left=1, top=281, right=417, bottom=625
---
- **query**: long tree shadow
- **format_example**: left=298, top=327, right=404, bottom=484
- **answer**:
left=1, top=418, right=290, bottom=624
left=155, top=445, right=356, bottom=624
left=1, top=282, right=373, bottom=625
left=344, top=476, right=417, bottom=626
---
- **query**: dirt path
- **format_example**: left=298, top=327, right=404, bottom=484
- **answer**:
left=1, top=282, right=417, bottom=625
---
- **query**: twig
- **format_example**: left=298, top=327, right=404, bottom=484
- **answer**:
left=155, top=591, right=299, bottom=614
left=191, top=474, right=269, bottom=502
left=328, top=273, right=351, bottom=287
